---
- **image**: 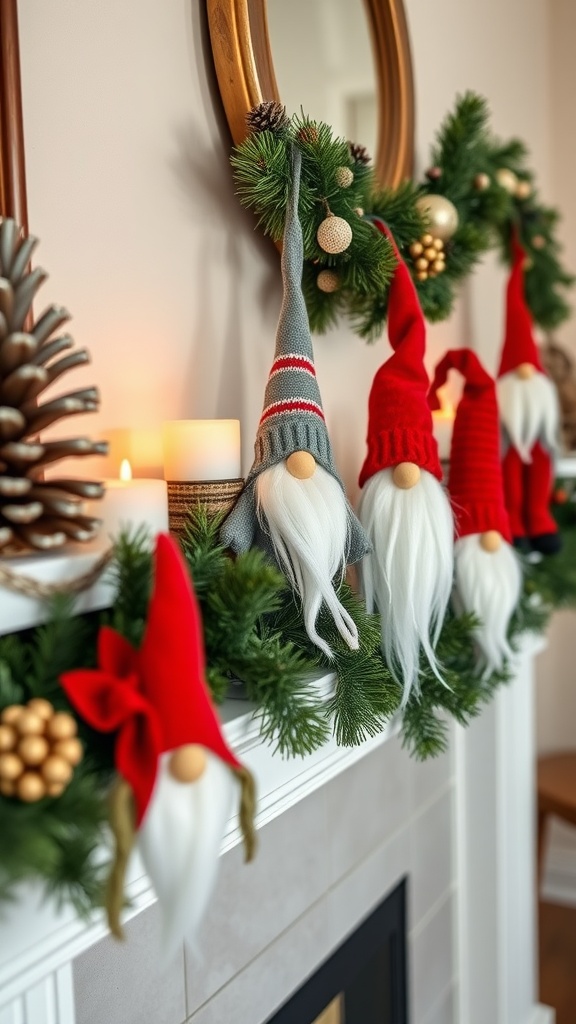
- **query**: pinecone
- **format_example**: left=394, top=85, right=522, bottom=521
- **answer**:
left=348, top=141, right=371, bottom=166
left=0, top=218, right=107, bottom=554
left=246, top=101, right=289, bottom=135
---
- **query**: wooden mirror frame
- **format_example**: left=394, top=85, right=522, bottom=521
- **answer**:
left=0, top=0, right=28, bottom=228
left=207, top=0, right=415, bottom=186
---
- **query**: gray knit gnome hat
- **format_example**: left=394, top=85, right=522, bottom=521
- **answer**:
left=221, top=146, right=369, bottom=564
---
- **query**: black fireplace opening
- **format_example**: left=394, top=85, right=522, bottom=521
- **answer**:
left=266, top=878, right=408, bottom=1024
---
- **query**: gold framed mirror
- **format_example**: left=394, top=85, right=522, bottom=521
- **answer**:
left=0, top=0, right=28, bottom=228
left=207, top=0, right=414, bottom=186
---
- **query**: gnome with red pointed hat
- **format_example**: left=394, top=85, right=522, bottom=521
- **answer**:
left=496, top=235, right=561, bottom=554
left=429, top=349, right=522, bottom=674
left=221, top=146, right=369, bottom=659
left=61, top=534, right=255, bottom=958
left=357, top=221, right=454, bottom=704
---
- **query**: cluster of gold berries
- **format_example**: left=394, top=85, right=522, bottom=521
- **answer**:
left=0, top=698, right=83, bottom=802
left=409, top=234, right=446, bottom=282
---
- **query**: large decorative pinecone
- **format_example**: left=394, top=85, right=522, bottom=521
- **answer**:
left=246, top=101, right=289, bottom=136
left=348, top=141, right=371, bottom=166
left=0, top=218, right=107, bottom=554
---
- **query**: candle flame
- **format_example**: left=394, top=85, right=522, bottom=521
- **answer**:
left=119, top=458, right=133, bottom=482
left=432, top=394, right=456, bottom=420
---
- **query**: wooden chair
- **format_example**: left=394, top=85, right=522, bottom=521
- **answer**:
left=537, top=753, right=576, bottom=883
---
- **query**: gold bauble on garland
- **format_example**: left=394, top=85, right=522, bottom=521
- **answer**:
left=316, top=215, right=352, bottom=254
left=0, top=219, right=108, bottom=554
left=0, top=699, right=82, bottom=801
left=409, top=235, right=446, bottom=282
left=495, top=168, right=519, bottom=194
left=316, top=269, right=341, bottom=293
left=415, top=194, right=459, bottom=242
left=335, top=166, right=354, bottom=188
left=515, top=180, right=532, bottom=200
left=473, top=172, right=490, bottom=191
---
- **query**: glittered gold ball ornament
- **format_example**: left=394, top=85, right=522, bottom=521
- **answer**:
left=316, top=269, right=341, bottom=294
left=335, top=166, right=354, bottom=188
left=473, top=172, right=490, bottom=191
left=495, top=168, right=519, bottom=194
left=169, top=744, right=207, bottom=783
left=515, top=180, right=532, bottom=200
left=316, top=215, right=352, bottom=254
left=415, top=194, right=459, bottom=242
left=0, top=699, right=82, bottom=801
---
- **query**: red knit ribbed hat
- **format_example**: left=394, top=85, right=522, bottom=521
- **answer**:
left=429, top=349, right=511, bottom=541
left=498, top=233, right=544, bottom=377
left=359, top=220, right=441, bottom=489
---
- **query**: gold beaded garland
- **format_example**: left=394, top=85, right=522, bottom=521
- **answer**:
left=316, top=269, right=341, bottom=293
left=335, top=166, right=354, bottom=188
left=0, top=699, right=82, bottom=801
left=415, top=194, right=459, bottom=242
left=316, top=215, right=352, bottom=254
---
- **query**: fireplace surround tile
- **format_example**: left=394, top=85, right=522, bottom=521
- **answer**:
left=410, top=892, right=454, bottom=1023
left=422, top=982, right=455, bottom=1024
left=410, top=788, right=453, bottom=926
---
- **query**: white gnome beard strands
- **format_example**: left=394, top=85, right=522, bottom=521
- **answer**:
left=453, top=535, right=522, bottom=676
left=137, top=751, right=235, bottom=964
left=497, top=371, right=560, bottom=461
left=358, top=468, right=454, bottom=705
left=255, top=462, right=359, bottom=659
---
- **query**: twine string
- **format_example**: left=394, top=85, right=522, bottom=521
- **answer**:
left=0, top=547, right=115, bottom=599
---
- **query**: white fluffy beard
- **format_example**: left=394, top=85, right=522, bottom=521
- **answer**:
left=496, top=370, right=560, bottom=461
left=357, top=468, right=454, bottom=705
left=137, top=751, right=235, bottom=963
left=453, top=534, right=522, bottom=676
left=256, top=462, right=359, bottom=658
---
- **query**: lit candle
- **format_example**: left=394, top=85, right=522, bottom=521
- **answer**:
left=432, top=403, right=455, bottom=462
left=162, top=420, right=241, bottom=482
left=92, top=460, right=169, bottom=545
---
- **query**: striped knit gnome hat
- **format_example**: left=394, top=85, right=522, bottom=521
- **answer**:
left=221, top=146, right=368, bottom=563
left=498, top=233, right=544, bottom=377
left=358, top=220, right=442, bottom=489
left=429, top=349, right=511, bottom=541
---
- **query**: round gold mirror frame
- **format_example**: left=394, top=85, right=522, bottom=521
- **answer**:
left=207, top=0, right=415, bottom=187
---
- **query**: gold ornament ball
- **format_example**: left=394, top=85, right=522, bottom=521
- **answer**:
left=409, top=241, right=423, bottom=258
left=354, top=207, right=364, bottom=217
left=532, top=234, right=546, bottom=250
left=316, top=215, right=352, bottom=254
left=415, top=194, right=459, bottom=242
left=473, top=172, right=490, bottom=191
left=423, top=247, right=437, bottom=261
left=0, top=752, right=24, bottom=781
left=0, top=779, right=15, bottom=797
left=433, top=238, right=444, bottom=252
left=169, top=744, right=207, bottom=783
left=46, top=712, right=77, bottom=741
left=41, top=754, right=73, bottom=786
left=432, top=259, right=445, bottom=274
left=46, top=781, right=66, bottom=798
left=1, top=705, right=23, bottom=725
left=392, top=462, right=421, bottom=489
left=517, top=362, right=535, bottom=380
left=15, top=710, right=44, bottom=736
left=18, top=734, right=49, bottom=766
left=415, top=257, right=429, bottom=272
left=480, top=530, right=502, bottom=553
left=421, top=233, right=434, bottom=247
left=416, top=271, right=428, bottom=282
left=26, top=697, right=54, bottom=721
left=496, top=168, right=519, bottom=194
left=17, top=772, right=47, bottom=803
left=316, top=269, right=341, bottom=294
left=52, top=737, right=83, bottom=766
left=335, top=166, right=354, bottom=188
left=516, top=180, right=532, bottom=200
left=286, top=450, right=316, bottom=480
left=0, top=724, right=16, bottom=751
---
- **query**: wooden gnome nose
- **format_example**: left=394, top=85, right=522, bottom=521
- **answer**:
left=516, top=362, right=535, bottom=380
left=286, top=450, right=316, bottom=479
left=392, top=462, right=421, bottom=489
left=168, top=744, right=207, bottom=783
left=480, top=530, right=502, bottom=553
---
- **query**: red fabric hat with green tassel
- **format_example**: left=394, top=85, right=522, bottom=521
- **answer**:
left=359, top=219, right=442, bottom=488
left=61, top=534, right=253, bottom=835
left=429, top=348, right=512, bottom=541
left=498, top=233, right=544, bottom=377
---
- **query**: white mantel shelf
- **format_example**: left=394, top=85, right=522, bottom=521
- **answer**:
left=0, top=675, right=399, bottom=1018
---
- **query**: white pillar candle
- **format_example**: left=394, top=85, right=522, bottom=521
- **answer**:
left=90, top=461, right=169, bottom=545
left=432, top=408, right=455, bottom=462
left=162, top=420, right=241, bottom=482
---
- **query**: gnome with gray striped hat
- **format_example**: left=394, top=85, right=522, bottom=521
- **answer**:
left=221, top=147, right=369, bottom=658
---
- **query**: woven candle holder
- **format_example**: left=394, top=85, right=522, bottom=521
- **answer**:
left=167, top=479, right=244, bottom=538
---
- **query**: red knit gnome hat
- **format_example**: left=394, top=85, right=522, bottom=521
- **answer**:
left=498, top=233, right=544, bottom=377
left=429, top=348, right=511, bottom=541
left=359, top=220, right=442, bottom=488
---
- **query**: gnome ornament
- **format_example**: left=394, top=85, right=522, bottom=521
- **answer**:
left=496, top=235, right=561, bottom=554
left=61, top=534, right=255, bottom=959
left=221, top=147, right=369, bottom=659
left=357, top=221, right=454, bottom=704
left=429, top=349, right=522, bottom=674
